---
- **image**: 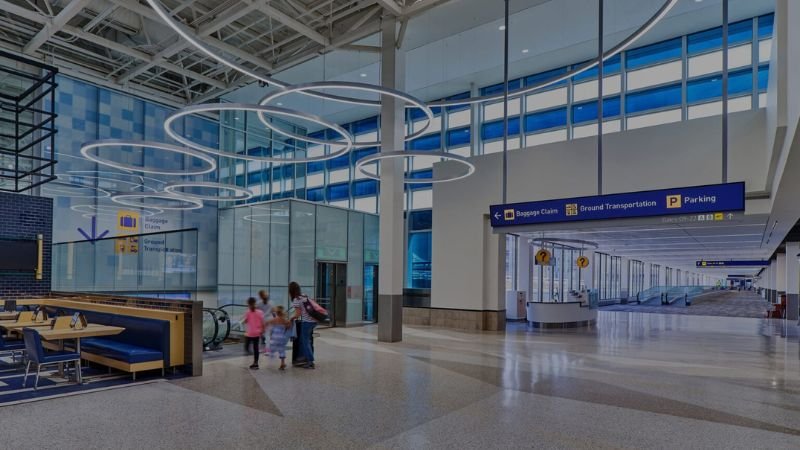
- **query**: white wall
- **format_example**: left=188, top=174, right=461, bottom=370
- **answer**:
left=432, top=110, right=768, bottom=311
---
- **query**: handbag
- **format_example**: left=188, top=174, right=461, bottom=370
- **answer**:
left=302, top=296, right=329, bottom=322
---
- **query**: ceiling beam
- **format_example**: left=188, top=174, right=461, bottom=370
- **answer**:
left=0, top=0, right=45, bottom=23
left=110, top=0, right=274, bottom=84
left=61, top=25, right=227, bottom=89
left=24, top=0, right=92, bottom=55
left=251, top=0, right=330, bottom=47
left=374, top=0, right=402, bottom=16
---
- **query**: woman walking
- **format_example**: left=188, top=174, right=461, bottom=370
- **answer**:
left=289, top=281, right=318, bottom=369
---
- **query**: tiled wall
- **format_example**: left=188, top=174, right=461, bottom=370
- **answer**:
left=0, top=191, right=53, bottom=297
left=50, top=76, right=221, bottom=291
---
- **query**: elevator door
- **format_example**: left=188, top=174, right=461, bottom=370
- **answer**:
left=316, top=262, right=347, bottom=327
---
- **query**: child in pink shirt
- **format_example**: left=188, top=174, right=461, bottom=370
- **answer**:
left=242, top=297, right=265, bottom=369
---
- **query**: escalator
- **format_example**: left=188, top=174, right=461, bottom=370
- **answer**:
left=202, top=307, right=232, bottom=351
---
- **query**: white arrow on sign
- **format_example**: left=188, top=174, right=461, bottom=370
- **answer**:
left=494, top=212, right=501, bottom=220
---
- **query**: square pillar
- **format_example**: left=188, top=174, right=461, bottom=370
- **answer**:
left=378, top=17, right=405, bottom=343
left=785, top=243, right=800, bottom=321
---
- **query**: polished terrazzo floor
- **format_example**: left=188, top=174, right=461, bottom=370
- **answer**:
left=0, top=311, right=798, bottom=449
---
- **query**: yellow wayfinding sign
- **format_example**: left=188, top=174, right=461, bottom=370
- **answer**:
left=576, top=255, right=589, bottom=269
left=535, top=249, right=552, bottom=265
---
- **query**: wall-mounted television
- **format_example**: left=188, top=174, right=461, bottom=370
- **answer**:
left=0, top=239, right=37, bottom=271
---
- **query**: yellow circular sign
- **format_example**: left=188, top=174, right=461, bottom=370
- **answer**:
left=576, top=255, right=589, bottom=269
left=535, top=249, right=552, bottom=265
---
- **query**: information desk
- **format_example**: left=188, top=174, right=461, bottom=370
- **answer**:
left=526, top=301, right=597, bottom=328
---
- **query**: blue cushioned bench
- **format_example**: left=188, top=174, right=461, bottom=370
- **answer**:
left=45, top=307, right=170, bottom=379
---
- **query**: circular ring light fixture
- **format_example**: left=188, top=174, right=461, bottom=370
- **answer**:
left=427, top=0, right=679, bottom=108
left=41, top=180, right=111, bottom=199
left=70, top=204, right=163, bottom=217
left=68, top=170, right=168, bottom=190
left=355, top=150, right=475, bottom=184
left=257, top=82, right=434, bottom=147
left=164, top=104, right=353, bottom=163
left=62, top=173, right=159, bottom=193
left=144, top=0, right=676, bottom=109
left=164, top=181, right=254, bottom=202
left=111, top=194, right=204, bottom=211
left=80, top=140, right=217, bottom=176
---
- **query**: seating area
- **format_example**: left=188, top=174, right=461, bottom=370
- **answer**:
left=0, top=297, right=187, bottom=398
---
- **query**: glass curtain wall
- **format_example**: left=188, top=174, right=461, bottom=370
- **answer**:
left=593, top=252, right=622, bottom=301
left=217, top=199, right=379, bottom=325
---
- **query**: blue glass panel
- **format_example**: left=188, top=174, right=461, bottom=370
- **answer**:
left=758, top=64, right=769, bottom=91
left=626, top=37, right=681, bottom=69
left=481, top=78, right=522, bottom=96
left=307, top=160, right=325, bottom=174
left=352, top=146, right=378, bottom=164
left=307, top=130, right=325, bottom=140
left=282, top=165, right=294, bottom=177
left=306, top=187, right=324, bottom=202
left=247, top=170, right=268, bottom=185
left=327, top=183, right=350, bottom=201
left=758, top=13, right=774, bottom=39
left=409, top=105, right=441, bottom=121
left=481, top=117, right=520, bottom=140
left=571, top=97, right=621, bottom=124
left=625, top=83, right=681, bottom=114
left=408, top=133, right=442, bottom=151
left=572, top=54, right=622, bottom=81
left=523, top=107, right=567, bottom=133
left=688, top=19, right=753, bottom=55
left=246, top=146, right=270, bottom=157
left=409, top=210, right=433, bottom=231
left=353, top=179, right=378, bottom=197
left=524, top=66, right=569, bottom=88
left=686, top=69, right=752, bottom=103
left=351, top=116, right=379, bottom=134
left=327, top=152, right=350, bottom=170
left=445, top=91, right=471, bottom=112
left=406, top=232, right=432, bottom=289
left=446, top=126, right=471, bottom=147
left=408, top=169, right=433, bottom=190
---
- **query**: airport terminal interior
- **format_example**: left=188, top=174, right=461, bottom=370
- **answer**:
left=0, top=0, right=798, bottom=448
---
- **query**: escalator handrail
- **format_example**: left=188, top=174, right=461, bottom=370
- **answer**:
left=201, top=308, right=219, bottom=347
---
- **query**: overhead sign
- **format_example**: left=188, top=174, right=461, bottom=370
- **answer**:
left=696, top=260, right=769, bottom=268
left=490, top=182, right=745, bottom=228
left=576, top=255, right=589, bottom=269
left=535, top=248, right=551, bottom=265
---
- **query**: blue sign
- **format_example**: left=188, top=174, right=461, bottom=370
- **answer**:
left=490, top=182, right=745, bottom=227
left=696, top=260, right=768, bottom=268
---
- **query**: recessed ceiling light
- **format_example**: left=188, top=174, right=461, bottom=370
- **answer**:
left=498, top=25, right=506, bottom=31
left=277, top=102, right=283, bottom=106
left=360, top=73, right=367, bottom=77
left=522, top=49, right=529, bottom=54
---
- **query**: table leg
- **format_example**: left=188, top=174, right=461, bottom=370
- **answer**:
left=57, top=339, right=64, bottom=377
left=76, top=337, right=83, bottom=384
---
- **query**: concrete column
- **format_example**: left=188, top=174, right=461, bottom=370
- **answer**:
left=517, top=238, right=530, bottom=300
left=777, top=253, right=787, bottom=294
left=785, top=243, right=800, bottom=321
left=378, top=17, right=404, bottom=343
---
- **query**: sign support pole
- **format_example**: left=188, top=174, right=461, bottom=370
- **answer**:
left=597, top=0, right=604, bottom=195
left=502, top=0, right=509, bottom=204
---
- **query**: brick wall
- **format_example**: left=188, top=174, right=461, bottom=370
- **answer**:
left=0, top=191, right=53, bottom=298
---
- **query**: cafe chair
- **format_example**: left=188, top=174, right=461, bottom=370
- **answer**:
left=3, top=300, right=16, bottom=312
left=22, top=328, right=82, bottom=390
left=0, top=333, right=25, bottom=363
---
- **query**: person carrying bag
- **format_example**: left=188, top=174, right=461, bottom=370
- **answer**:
left=289, top=281, right=326, bottom=369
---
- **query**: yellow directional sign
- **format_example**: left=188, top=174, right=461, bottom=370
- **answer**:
left=535, top=248, right=552, bottom=266
left=576, top=255, right=590, bottom=269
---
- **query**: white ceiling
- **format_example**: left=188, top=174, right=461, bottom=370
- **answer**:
left=517, top=213, right=771, bottom=277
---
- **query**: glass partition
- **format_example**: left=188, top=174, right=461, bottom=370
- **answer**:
left=217, top=199, right=378, bottom=324
left=52, top=229, right=198, bottom=296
